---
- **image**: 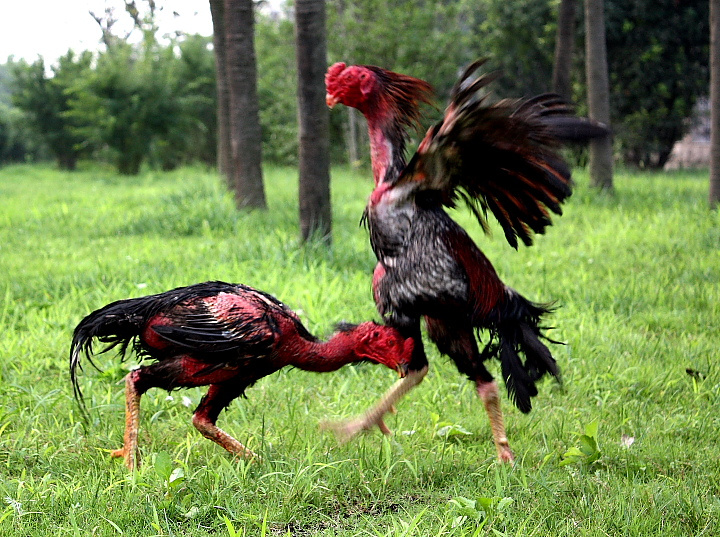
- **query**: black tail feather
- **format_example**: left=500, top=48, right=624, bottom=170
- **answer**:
left=494, top=290, right=561, bottom=413
left=499, top=339, right=538, bottom=413
left=542, top=116, right=611, bottom=143
left=69, top=296, right=158, bottom=410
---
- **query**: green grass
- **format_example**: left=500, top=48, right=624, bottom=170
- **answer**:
left=0, top=163, right=719, bottom=536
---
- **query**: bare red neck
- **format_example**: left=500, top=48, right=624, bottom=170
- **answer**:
left=273, top=320, right=366, bottom=372
left=361, top=105, right=409, bottom=186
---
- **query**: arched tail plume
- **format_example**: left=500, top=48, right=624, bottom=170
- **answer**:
left=69, top=296, right=158, bottom=410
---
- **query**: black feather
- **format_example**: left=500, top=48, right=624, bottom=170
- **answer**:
left=69, top=281, right=304, bottom=413
left=487, top=290, right=561, bottom=413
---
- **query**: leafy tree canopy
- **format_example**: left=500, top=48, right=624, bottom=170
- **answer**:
left=11, top=51, right=93, bottom=170
left=603, top=0, right=709, bottom=168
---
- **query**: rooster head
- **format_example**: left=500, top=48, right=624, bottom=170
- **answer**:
left=325, top=62, right=378, bottom=110
left=336, top=321, right=413, bottom=377
left=326, top=62, right=434, bottom=127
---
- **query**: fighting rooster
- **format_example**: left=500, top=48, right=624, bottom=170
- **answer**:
left=325, top=60, right=604, bottom=461
left=70, top=281, right=413, bottom=470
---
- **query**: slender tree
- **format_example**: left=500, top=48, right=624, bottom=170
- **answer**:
left=711, top=0, right=720, bottom=208
left=223, top=0, right=266, bottom=209
left=584, top=0, right=614, bottom=190
left=331, top=0, right=360, bottom=168
left=209, top=0, right=231, bottom=177
left=12, top=52, right=91, bottom=170
left=295, top=0, right=332, bottom=242
left=552, top=0, right=577, bottom=99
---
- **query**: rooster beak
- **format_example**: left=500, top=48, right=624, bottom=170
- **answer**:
left=326, top=93, right=339, bottom=109
left=396, top=362, right=409, bottom=378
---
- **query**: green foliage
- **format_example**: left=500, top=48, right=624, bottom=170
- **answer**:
left=1, top=0, right=712, bottom=172
left=472, top=0, right=557, bottom=97
left=318, top=0, right=710, bottom=171
left=67, top=40, right=214, bottom=175
left=0, top=62, right=14, bottom=105
left=448, top=495, right=514, bottom=532
left=67, top=44, right=156, bottom=174
left=0, top=102, right=43, bottom=164
left=603, top=0, right=709, bottom=169
left=559, top=419, right=602, bottom=467
left=0, top=163, right=719, bottom=536
left=326, top=0, right=477, bottom=166
left=327, top=0, right=475, bottom=99
left=10, top=51, right=92, bottom=169
left=256, top=13, right=299, bottom=165
left=159, top=35, right=218, bottom=169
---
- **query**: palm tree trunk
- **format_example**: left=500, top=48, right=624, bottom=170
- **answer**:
left=209, top=0, right=230, bottom=178
left=224, top=0, right=266, bottom=209
left=584, top=0, right=614, bottom=190
left=295, top=0, right=332, bottom=242
left=710, top=0, right=720, bottom=208
left=552, top=0, right=577, bottom=99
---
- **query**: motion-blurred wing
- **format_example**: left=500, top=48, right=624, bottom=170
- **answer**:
left=397, top=60, right=581, bottom=248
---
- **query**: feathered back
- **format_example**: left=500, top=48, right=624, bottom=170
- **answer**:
left=69, top=281, right=314, bottom=408
left=398, top=60, right=577, bottom=248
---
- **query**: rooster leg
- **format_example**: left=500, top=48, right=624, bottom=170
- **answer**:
left=110, top=372, right=142, bottom=470
left=192, top=384, right=259, bottom=460
left=321, top=366, right=428, bottom=443
left=476, top=379, right=514, bottom=463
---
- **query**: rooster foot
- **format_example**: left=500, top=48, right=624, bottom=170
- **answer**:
left=110, top=447, right=139, bottom=470
left=229, top=445, right=261, bottom=462
left=497, top=444, right=515, bottom=464
left=320, top=415, right=393, bottom=444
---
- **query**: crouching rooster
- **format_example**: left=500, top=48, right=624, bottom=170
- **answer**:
left=325, top=60, right=605, bottom=462
left=70, top=281, right=413, bottom=470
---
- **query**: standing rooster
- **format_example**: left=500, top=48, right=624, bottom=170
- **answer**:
left=325, top=60, right=604, bottom=461
left=70, top=281, right=413, bottom=470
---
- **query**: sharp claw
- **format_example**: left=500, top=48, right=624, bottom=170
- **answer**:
left=376, top=419, right=393, bottom=436
left=232, top=449, right=262, bottom=463
left=320, top=419, right=366, bottom=444
left=110, top=447, right=138, bottom=470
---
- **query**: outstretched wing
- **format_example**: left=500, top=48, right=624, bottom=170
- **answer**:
left=396, top=60, right=590, bottom=248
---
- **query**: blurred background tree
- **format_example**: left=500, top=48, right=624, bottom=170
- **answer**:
left=0, top=0, right=711, bottom=176
left=602, top=0, right=709, bottom=169
left=0, top=61, right=42, bottom=164
left=11, top=51, right=92, bottom=170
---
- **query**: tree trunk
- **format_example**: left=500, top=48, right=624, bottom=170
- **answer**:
left=710, top=0, right=720, bottom=208
left=57, top=154, right=78, bottom=171
left=295, top=0, right=332, bottom=242
left=584, top=0, right=614, bottom=190
left=209, top=0, right=231, bottom=179
left=552, top=0, right=577, bottom=99
left=224, top=0, right=266, bottom=209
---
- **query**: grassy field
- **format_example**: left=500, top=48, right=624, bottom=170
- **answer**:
left=0, top=163, right=718, bottom=536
